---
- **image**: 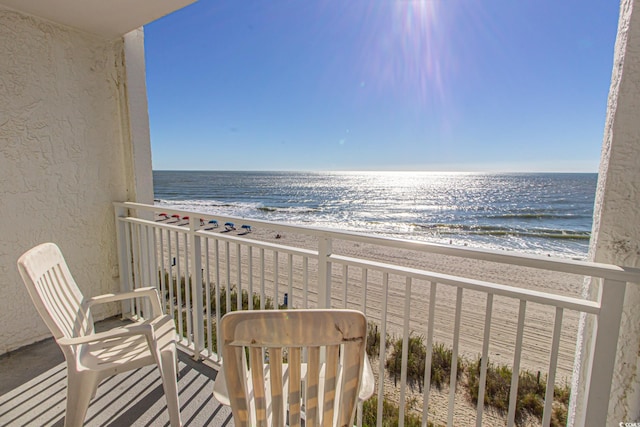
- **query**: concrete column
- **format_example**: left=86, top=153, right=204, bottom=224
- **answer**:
left=123, top=28, right=154, bottom=204
left=571, top=1, right=640, bottom=424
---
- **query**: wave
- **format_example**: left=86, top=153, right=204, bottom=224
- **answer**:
left=414, top=223, right=590, bottom=240
left=257, top=206, right=320, bottom=214
left=155, top=199, right=239, bottom=208
left=485, top=213, right=587, bottom=220
left=154, top=199, right=265, bottom=217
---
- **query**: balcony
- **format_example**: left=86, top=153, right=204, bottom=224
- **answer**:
left=2, top=201, right=638, bottom=426
left=0, top=318, right=231, bottom=426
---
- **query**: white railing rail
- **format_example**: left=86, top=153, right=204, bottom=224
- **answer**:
left=115, top=202, right=640, bottom=427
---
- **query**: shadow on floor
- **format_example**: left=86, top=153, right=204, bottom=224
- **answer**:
left=0, top=317, right=233, bottom=426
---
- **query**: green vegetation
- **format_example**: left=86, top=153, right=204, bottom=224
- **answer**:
left=361, top=396, right=427, bottom=427
left=367, top=321, right=571, bottom=426
left=430, top=342, right=462, bottom=391
left=160, top=276, right=572, bottom=426
left=210, top=287, right=274, bottom=315
left=466, top=356, right=571, bottom=426
left=366, top=322, right=388, bottom=359
left=386, top=335, right=462, bottom=392
left=161, top=269, right=276, bottom=353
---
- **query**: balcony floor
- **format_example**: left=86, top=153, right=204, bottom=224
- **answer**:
left=0, top=317, right=232, bottom=426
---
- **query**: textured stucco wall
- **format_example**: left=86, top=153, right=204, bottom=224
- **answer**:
left=0, top=8, right=144, bottom=352
left=572, top=0, right=640, bottom=424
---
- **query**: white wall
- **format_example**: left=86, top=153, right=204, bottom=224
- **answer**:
left=0, top=8, right=152, bottom=353
left=571, top=0, right=640, bottom=424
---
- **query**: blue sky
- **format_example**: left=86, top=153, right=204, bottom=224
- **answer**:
left=145, top=1, right=620, bottom=172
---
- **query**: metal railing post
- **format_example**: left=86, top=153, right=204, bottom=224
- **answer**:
left=115, top=205, right=132, bottom=317
left=189, top=218, right=205, bottom=360
left=581, top=278, right=627, bottom=426
left=317, top=236, right=332, bottom=308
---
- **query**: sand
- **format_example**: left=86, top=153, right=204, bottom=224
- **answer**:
left=157, top=219, right=585, bottom=425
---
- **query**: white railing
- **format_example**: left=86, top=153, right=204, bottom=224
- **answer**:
left=114, top=202, right=640, bottom=427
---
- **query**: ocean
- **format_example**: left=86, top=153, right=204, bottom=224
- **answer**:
left=153, top=171, right=597, bottom=259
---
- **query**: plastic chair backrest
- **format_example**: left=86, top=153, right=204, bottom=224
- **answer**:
left=17, top=242, right=94, bottom=341
left=221, top=309, right=367, bottom=427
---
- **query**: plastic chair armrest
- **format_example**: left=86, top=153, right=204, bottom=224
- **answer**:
left=359, top=354, right=375, bottom=401
left=57, top=323, right=154, bottom=346
left=85, top=287, right=163, bottom=317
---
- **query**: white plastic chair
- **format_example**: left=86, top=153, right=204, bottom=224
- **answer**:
left=17, top=243, right=182, bottom=427
left=214, top=309, right=372, bottom=427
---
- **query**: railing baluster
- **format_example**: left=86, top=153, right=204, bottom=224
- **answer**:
left=248, top=246, right=254, bottom=310
left=360, top=269, right=368, bottom=315
left=399, top=277, right=412, bottom=427
left=317, top=237, right=332, bottom=309
left=448, top=287, right=464, bottom=427
left=204, top=238, right=212, bottom=356
left=132, top=223, right=142, bottom=316
left=183, top=232, right=192, bottom=346
left=115, top=207, right=132, bottom=316
left=356, top=267, right=368, bottom=427
left=140, top=225, right=149, bottom=290
left=125, top=221, right=135, bottom=314
left=260, top=248, right=265, bottom=309
left=151, top=224, right=159, bottom=292
left=274, top=249, right=279, bottom=309
left=377, top=272, right=390, bottom=427
left=214, top=238, right=222, bottom=361
left=236, top=242, right=242, bottom=310
left=303, top=257, right=309, bottom=309
left=224, top=241, right=231, bottom=313
left=145, top=225, right=153, bottom=291
left=288, top=253, right=293, bottom=309
left=507, top=300, right=527, bottom=427
left=158, top=228, right=167, bottom=314
left=423, top=281, right=437, bottom=427
left=542, top=307, right=563, bottom=426
left=142, top=224, right=152, bottom=316
left=356, top=267, right=364, bottom=427
left=476, top=293, right=494, bottom=426
left=175, top=231, right=183, bottom=338
left=167, top=230, right=175, bottom=320
left=341, top=265, right=348, bottom=309
left=190, top=218, right=204, bottom=358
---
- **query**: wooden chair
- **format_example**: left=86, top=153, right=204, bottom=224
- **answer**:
left=17, top=243, right=182, bottom=427
left=215, top=309, right=371, bottom=427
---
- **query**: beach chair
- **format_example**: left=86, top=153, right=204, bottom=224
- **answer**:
left=213, top=309, right=373, bottom=426
left=224, top=222, right=236, bottom=231
left=240, top=224, right=252, bottom=233
left=17, top=243, right=182, bottom=427
left=205, top=219, right=219, bottom=230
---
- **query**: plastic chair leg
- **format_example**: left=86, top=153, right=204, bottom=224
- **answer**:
left=64, top=370, right=99, bottom=427
left=159, top=347, right=182, bottom=427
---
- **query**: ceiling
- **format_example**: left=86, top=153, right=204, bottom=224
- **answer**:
left=0, top=0, right=197, bottom=39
